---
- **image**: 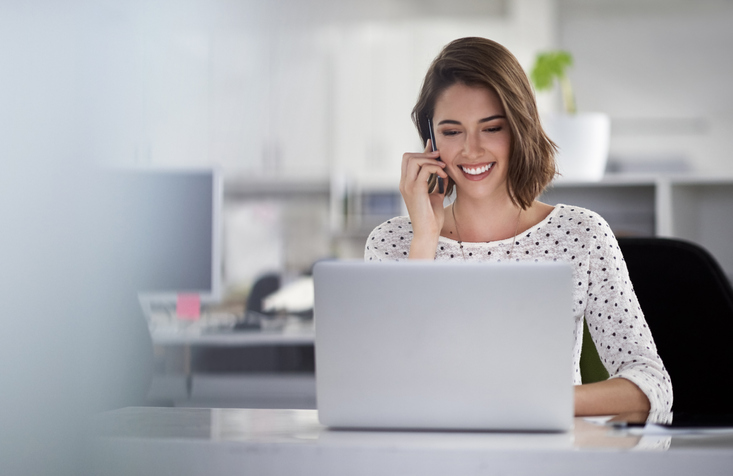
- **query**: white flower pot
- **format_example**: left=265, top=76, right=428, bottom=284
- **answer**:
left=542, top=113, right=611, bottom=182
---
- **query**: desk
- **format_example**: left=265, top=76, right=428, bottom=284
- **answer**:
left=92, top=407, right=733, bottom=476
left=148, top=319, right=315, bottom=407
left=149, top=316, right=315, bottom=347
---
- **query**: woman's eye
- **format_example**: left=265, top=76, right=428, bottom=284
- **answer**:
left=484, top=126, right=502, bottom=133
left=441, top=130, right=459, bottom=136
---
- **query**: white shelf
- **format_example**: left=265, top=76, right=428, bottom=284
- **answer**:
left=224, top=175, right=330, bottom=199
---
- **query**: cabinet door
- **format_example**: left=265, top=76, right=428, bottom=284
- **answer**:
left=268, top=28, right=331, bottom=179
left=209, top=29, right=271, bottom=171
left=142, top=27, right=212, bottom=167
left=331, top=25, right=422, bottom=186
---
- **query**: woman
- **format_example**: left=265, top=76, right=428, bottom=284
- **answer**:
left=364, top=37, right=672, bottom=416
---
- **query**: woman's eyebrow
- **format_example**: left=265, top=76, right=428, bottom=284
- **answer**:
left=478, top=115, right=505, bottom=123
left=437, top=115, right=505, bottom=126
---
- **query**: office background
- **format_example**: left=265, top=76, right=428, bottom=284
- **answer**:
left=3, top=1, right=733, bottom=474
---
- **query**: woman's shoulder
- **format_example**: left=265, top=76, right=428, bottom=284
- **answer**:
left=548, top=204, right=617, bottom=249
left=552, top=204, right=611, bottom=228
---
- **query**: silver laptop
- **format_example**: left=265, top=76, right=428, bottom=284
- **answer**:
left=314, top=260, right=574, bottom=432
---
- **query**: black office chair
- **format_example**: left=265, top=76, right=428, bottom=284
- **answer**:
left=235, top=273, right=282, bottom=330
left=617, top=237, right=733, bottom=413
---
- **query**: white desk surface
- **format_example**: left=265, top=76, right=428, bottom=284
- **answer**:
left=92, top=407, right=733, bottom=476
left=150, top=318, right=314, bottom=347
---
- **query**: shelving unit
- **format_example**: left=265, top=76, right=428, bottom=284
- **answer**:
left=665, top=178, right=733, bottom=278
left=540, top=177, right=657, bottom=237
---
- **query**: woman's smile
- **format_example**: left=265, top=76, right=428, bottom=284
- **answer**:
left=459, top=162, right=495, bottom=179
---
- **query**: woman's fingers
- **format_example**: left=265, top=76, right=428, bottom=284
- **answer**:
left=405, top=159, right=445, bottom=184
left=400, top=167, right=446, bottom=200
left=401, top=140, right=436, bottom=172
left=416, top=161, right=447, bottom=187
left=401, top=148, right=439, bottom=176
left=402, top=152, right=445, bottom=183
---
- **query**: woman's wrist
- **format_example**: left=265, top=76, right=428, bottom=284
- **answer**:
left=408, top=233, right=440, bottom=260
left=574, top=378, right=651, bottom=416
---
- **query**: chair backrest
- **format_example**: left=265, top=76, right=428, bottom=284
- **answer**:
left=246, top=273, right=281, bottom=314
left=617, top=237, right=733, bottom=413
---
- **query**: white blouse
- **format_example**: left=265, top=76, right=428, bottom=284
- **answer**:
left=364, top=204, right=673, bottom=414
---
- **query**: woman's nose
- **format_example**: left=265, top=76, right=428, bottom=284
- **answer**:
left=462, top=132, right=483, bottom=159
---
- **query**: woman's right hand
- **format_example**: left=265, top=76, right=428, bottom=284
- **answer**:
left=399, top=140, right=448, bottom=259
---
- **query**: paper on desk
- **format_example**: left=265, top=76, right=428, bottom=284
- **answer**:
left=263, top=276, right=314, bottom=313
left=583, top=416, right=614, bottom=425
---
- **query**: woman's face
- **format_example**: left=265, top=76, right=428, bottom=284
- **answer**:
left=432, top=82, right=511, bottom=202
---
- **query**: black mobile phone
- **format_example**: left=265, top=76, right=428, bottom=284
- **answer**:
left=427, top=117, right=444, bottom=194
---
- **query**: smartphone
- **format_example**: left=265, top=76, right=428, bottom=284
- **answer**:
left=427, top=117, right=444, bottom=194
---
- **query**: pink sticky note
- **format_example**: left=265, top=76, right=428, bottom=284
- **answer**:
left=176, top=293, right=201, bottom=320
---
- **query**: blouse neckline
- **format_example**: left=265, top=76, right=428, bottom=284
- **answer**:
left=437, top=204, right=562, bottom=247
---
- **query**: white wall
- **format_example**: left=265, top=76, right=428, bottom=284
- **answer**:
left=5, top=1, right=732, bottom=176
left=558, top=0, right=733, bottom=175
left=0, top=1, right=140, bottom=167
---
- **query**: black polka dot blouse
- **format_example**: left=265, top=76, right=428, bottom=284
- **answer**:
left=364, top=204, right=673, bottom=414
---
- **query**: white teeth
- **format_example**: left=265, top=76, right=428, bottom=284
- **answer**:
left=461, top=163, right=493, bottom=175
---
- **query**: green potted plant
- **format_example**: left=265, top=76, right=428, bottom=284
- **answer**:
left=531, top=50, right=610, bottom=181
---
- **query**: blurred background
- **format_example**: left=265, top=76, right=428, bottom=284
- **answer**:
left=3, top=1, right=733, bottom=473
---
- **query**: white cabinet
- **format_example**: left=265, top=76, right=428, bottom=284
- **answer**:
left=137, top=10, right=331, bottom=177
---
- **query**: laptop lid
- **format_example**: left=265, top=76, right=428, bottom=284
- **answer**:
left=314, top=260, right=574, bottom=432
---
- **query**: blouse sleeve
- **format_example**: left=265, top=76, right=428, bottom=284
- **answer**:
left=583, top=220, right=673, bottom=413
left=364, top=226, right=383, bottom=262
left=364, top=217, right=412, bottom=262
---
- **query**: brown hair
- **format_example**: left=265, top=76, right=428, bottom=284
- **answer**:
left=411, top=37, right=557, bottom=209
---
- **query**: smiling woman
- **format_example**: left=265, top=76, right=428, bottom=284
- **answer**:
left=364, top=37, right=673, bottom=418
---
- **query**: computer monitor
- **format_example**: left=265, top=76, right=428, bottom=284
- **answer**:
left=119, top=168, right=222, bottom=311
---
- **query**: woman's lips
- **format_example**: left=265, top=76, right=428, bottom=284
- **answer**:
left=459, top=163, right=495, bottom=180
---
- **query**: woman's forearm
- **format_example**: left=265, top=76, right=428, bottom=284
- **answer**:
left=574, top=378, right=651, bottom=416
left=408, top=234, right=439, bottom=260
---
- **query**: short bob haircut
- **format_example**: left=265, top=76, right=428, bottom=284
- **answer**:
left=412, top=37, right=557, bottom=210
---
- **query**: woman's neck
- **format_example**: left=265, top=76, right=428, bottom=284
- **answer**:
left=445, top=192, right=524, bottom=243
